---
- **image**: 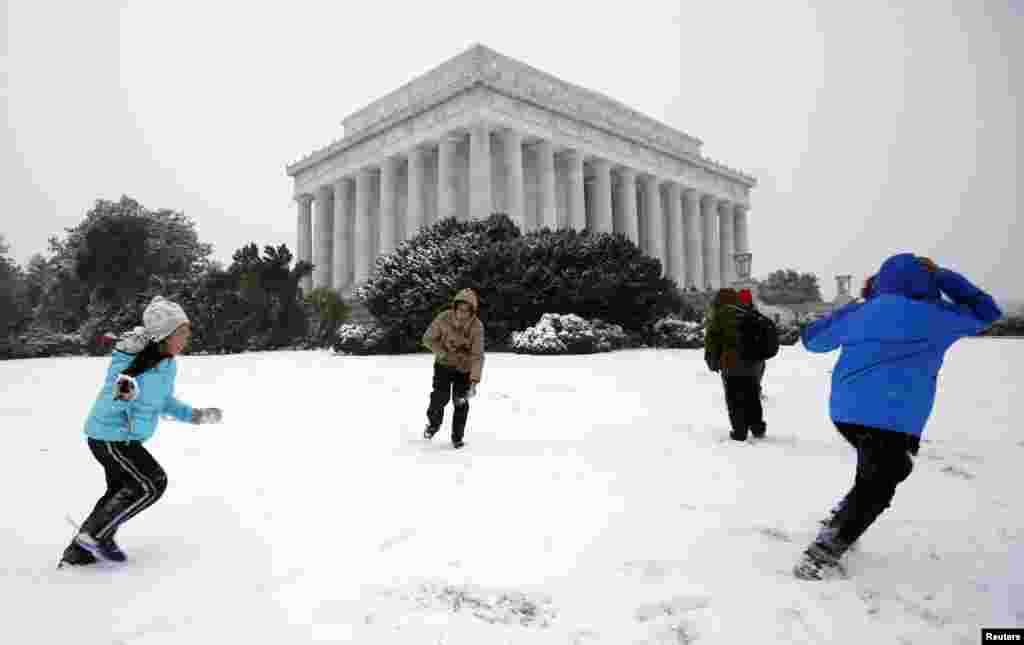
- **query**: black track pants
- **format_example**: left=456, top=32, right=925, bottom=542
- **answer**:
left=79, top=438, right=168, bottom=539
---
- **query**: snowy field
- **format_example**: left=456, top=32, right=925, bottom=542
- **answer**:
left=3, top=339, right=1022, bottom=644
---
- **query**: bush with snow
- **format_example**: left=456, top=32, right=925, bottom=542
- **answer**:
left=777, top=322, right=801, bottom=346
left=511, top=313, right=627, bottom=355
left=332, top=322, right=391, bottom=356
left=647, top=315, right=705, bottom=348
left=5, top=328, right=87, bottom=358
left=355, top=214, right=682, bottom=353
left=980, top=314, right=1024, bottom=337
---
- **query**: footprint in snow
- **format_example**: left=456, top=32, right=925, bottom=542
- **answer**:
left=621, top=560, right=685, bottom=582
left=757, top=527, right=793, bottom=542
left=378, top=528, right=417, bottom=552
left=939, top=465, right=974, bottom=480
left=633, top=595, right=710, bottom=622
left=776, top=606, right=827, bottom=643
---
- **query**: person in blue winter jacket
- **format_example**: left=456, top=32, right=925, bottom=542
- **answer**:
left=59, top=297, right=224, bottom=567
left=793, top=254, right=1002, bottom=580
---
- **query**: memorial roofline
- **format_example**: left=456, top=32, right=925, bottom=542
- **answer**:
left=287, top=44, right=755, bottom=186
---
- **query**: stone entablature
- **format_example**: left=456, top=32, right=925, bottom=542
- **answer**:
left=290, top=86, right=751, bottom=206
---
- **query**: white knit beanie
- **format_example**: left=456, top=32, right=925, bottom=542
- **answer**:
left=143, top=296, right=190, bottom=342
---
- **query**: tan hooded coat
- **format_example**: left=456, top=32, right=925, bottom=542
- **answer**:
left=421, top=289, right=485, bottom=383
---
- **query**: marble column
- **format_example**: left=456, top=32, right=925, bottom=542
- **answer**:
left=379, top=157, right=398, bottom=257
left=643, top=175, right=665, bottom=274
left=718, top=200, right=735, bottom=287
left=537, top=140, right=557, bottom=230
left=591, top=159, right=613, bottom=234
left=353, top=169, right=373, bottom=286
left=683, top=188, right=702, bottom=290
left=565, top=149, right=586, bottom=231
left=312, top=186, right=332, bottom=289
left=665, top=183, right=684, bottom=287
left=437, top=134, right=459, bottom=222
left=332, top=178, right=352, bottom=292
left=701, top=194, right=720, bottom=290
left=617, top=168, right=639, bottom=244
left=469, top=124, right=492, bottom=221
left=296, top=194, right=313, bottom=292
left=406, top=147, right=425, bottom=239
left=502, top=130, right=524, bottom=230
left=733, top=204, right=750, bottom=255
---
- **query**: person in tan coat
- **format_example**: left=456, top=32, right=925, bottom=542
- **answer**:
left=421, top=288, right=485, bottom=449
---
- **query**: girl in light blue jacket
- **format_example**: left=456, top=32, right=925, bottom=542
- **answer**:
left=60, top=297, right=223, bottom=567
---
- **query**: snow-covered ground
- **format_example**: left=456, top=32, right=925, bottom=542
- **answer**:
left=3, top=339, right=1022, bottom=644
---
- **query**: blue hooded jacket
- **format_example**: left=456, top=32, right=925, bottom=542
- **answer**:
left=84, top=331, right=194, bottom=443
left=801, top=254, right=1002, bottom=437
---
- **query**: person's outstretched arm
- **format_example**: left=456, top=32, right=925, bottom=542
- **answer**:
left=801, top=303, right=861, bottom=353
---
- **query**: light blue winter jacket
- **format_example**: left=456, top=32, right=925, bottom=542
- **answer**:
left=84, top=339, right=193, bottom=443
left=801, top=254, right=1002, bottom=437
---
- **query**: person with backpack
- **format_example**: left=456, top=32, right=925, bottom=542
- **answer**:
left=421, top=288, right=485, bottom=449
left=737, top=288, right=767, bottom=405
left=60, top=296, right=223, bottom=567
left=704, top=288, right=770, bottom=441
left=793, top=254, right=1002, bottom=580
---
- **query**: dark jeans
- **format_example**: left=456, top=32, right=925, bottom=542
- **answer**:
left=79, top=438, right=168, bottom=540
left=722, top=375, right=765, bottom=439
left=426, top=363, right=472, bottom=443
left=826, top=422, right=915, bottom=549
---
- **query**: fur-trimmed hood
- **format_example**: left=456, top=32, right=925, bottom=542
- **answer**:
left=452, top=288, right=479, bottom=314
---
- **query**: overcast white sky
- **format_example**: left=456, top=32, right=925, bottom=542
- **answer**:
left=2, top=1, right=1021, bottom=300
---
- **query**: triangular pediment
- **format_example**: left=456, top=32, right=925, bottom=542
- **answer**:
left=341, top=44, right=703, bottom=158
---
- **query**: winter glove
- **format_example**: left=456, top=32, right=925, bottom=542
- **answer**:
left=454, top=384, right=477, bottom=406
left=192, top=408, right=223, bottom=425
left=113, top=375, right=139, bottom=401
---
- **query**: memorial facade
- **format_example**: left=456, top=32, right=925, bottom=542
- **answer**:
left=286, top=45, right=756, bottom=295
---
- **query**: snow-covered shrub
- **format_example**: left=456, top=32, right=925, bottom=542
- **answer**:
left=355, top=213, right=682, bottom=353
left=777, top=322, right=800, bottom=346
left=648, top=315, right=705, bottom=348
left=510, top=313, right=627, bottom=355
left=979, top=315, right=1024, bottom=337
left=11, top=328, right=87, bottom=358
left=332, top=322, right=389, bottom=356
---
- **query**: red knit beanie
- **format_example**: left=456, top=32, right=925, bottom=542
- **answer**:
left=738, top=289, right=753, bottom=305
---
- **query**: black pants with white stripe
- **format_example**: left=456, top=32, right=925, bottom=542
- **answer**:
left=79, top=438, right=168, bottom=540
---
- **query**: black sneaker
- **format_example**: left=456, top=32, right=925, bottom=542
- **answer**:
left=98, top=537, right=127, bottom=562
left=424, top=424, right=439, bottom=440
left=750, top=425, right=766, bottom=439
left=74, top=532, right=126, bottom=563
left=729, top=430, right=747, bottom=442
left=452, top=439, right=465, bottom=449
left=793, top=543, right=846, bottom=580
left=58, top=541, right=97, bottom=568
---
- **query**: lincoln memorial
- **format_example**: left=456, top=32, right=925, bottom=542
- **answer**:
left=286, top=44, right=756, bottom=295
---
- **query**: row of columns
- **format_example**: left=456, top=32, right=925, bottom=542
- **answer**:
left=296, top=126, right=749, bottom=294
